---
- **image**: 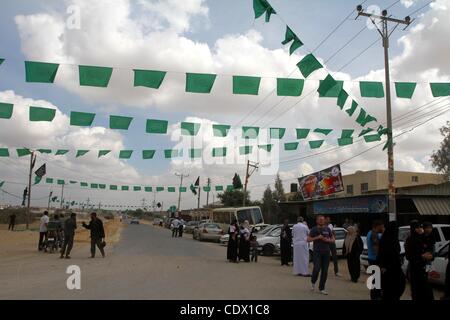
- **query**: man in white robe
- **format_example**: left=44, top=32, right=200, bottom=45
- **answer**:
left=292, top=216, right=310, bottom=276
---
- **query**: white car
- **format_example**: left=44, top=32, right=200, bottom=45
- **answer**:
left=361, top=224, right=450, bottom=269
left=427, top=242, right=449, bottom=285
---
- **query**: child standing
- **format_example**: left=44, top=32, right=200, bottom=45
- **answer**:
left=250, top=235, right=258, bottom=262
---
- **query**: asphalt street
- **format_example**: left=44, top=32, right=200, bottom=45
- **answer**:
left=0, top=222, right=380, bottom=299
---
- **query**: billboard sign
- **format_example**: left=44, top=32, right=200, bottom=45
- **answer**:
left=298, top=165, right=344, bottom=200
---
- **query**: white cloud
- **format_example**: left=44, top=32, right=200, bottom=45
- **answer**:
left=4, top=0, right=449, bottom=205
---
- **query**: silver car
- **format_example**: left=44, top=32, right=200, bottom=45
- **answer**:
left=193, top=222, right=224, bottom=242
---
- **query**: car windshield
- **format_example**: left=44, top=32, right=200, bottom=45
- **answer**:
left=269, top=228, right=281, bottom=237
left=205, top=224, right=220, bottom=229
left=259, top=225, right=277, bottom=235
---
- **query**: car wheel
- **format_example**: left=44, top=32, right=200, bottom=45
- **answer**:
left=262, top=244, right=274, bottom=256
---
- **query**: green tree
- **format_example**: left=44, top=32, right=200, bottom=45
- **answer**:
left=431, top=121, right=450, bottom=181
left=273, top=173, right=286, bottom=202
left=218, top=189, right=250, bottom=207
left=261, top=185, right=277, bottom=223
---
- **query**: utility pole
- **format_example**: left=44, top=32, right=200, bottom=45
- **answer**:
left=206, top=178, right=211, bottom=207
left=26, top=151, right=36, bottom=229
left=60, top=182, right=65, bottom=209
left=356, top=6, right=411, bottom=221
left=243, top=160, right=259, bottom=207
left=141, top=198, right=146, bottom=210
left=175, top=172, right=189, bottom=211
left=197, top=181, right=201, bottom=209
left=86, top=198, right=90, bottom=212
left=47, top=191, right=53, bottom=211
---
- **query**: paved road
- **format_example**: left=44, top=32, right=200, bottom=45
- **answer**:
left=0, top=223, right=386, bottom=299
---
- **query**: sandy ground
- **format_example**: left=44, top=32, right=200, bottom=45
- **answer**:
left=0, top=218, right=125, bottom=259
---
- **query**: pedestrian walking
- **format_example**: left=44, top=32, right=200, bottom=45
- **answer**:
left=82, top=212, right=106, bottom=258
left=342, top=226, right=364, bottom=283
left=227, top=219, right=239, bottom=263
left=250, top=235, right=258, bottom=262
left=292, top=216, right=310, bottom=276
left=8, top=212, right=16, bottom=231
left=60, top=213, right=77, bottom=259
left=38, top=211, right=49, bottom=251
left=367, top=220, right=384, bottom=300
left=178, top=218, right=185, bottom=238
left=171, top=218, right=180, bottom=237
left=405, top=220, right=434, bottom=301
left=280, top=219, right=292, bottom=266
left=238, top=220, right=251, bottom=262
left=308, top=215, right=334, bottom=295
left=326, top=216, right=340, bottom=277
left=378, top=221, right=406, bottom=300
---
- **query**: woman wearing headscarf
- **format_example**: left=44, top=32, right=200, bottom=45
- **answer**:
left=238, top=220, right=251, bottom=262
left=227, top=219, right=239, bottom=263
left=378, top=221, right=406, bottom=300
left=342, top=226, right=364, bottom=283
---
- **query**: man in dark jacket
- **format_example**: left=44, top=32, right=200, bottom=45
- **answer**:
left=8, top=213, right=16, bottom=231
left=405, top=220, right=434, bottom=301
left=60, top=213, right=77, bottom=259
left=82, top=212, right=105, bottom=258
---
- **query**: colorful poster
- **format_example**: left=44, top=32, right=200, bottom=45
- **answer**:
left=298, top=165, right=344, bottom=200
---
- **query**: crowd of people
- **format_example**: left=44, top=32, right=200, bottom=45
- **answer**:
left=227, top=214, right=450, bottom=299
left=36, top=211, right=106, bottom=259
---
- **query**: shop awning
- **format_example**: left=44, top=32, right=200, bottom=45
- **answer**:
left=412, top=197, right=450, bottom=216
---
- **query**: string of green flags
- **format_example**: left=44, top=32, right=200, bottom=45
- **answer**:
left=7, top=59, right=447, bottom=99
left=28, top=177, right=236, bottom=194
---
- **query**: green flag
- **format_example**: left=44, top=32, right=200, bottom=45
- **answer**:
left=346, top=100, right=358, bottom=117
left=146, top=119, right=168, bottom=134
left=212, top=147, right=227, bottom=157
left=242, top=126, right=259, bottom=139
left=258, top=144, right=273, bottom=152
left=297, top=54, right=322, bottom=78
left=186, top=73, right=217, bottom=93
left=277, top=78, right=304, bottom=97
left=45, top=178, right=54, bottom=184
left=133, top=69, right=166, bottom=89
left=309, top=140, right=324, bottom=149
left=281, top=26, right=303, bottom=55
left=0, top=181, right=4, bottom=188
left=37, top=149, right=51, bottom=154
left=253, top=0, right=276, bottom=22
left=215, top=185, right=223, bottom=191
left=29, top=106, right=56, bottom=122
left=142, top=150, right=155, bottom=160
left=189, top=149, right=202, bottom=159
left=181, top=122, right=201, bottom=136
left=17, top=148, right=31, bottom=157
left=55, top=150, right=69, bottom=156
left=0, top=148, right=9, bottom=157
left=121, top=186, right=129, bottom=191
left=164, top=149, right=182, bottom=158
left=179, top=187, right=187, bottom=192
left=337, top=89, right=349, bottom=109
left=317, top=74, right=337, bottom=97
left=25, top=61, right=59, bottom=83
left=76, top=150, right=89, bottom=158
left=0, top=103, right=13, bottom=119
left=98, top=150, right=111, bottom=158
left=119, top=150, right=133, bottom=159
left=34, top=176, right=42, bottom=185
left=233, top=76, right=261, bottom=95
left=355, top=109, right=377, bottom=127
left=156, top=187, right=164, bottom=192
left=144, top=187, right=152, bottom=192
left=239, top=146, right=253, bottom=155
left=319, top=78, right=344, bottom=98
left=70, top=111, right=95, bottom=126
left=168, top=187, right=176, bottom=192
left=79, top=65, right=113, bottom=87
left=395, top=82, right=416, bottom=99
left=270, top=128, right=286, bottom=139
left=296, top=128, right=310, bottom=139
left=314, top=128, right=332, bottom=136
left=110, top=115, right=133, bottom=130
left=360, top=81, right=384, bottom=98
left=284, top=142, right=299, bottom=151
left=133, top=186, right=142, bottom=191
left=110, top=185, right=118, bottom=190
left=212, top=124, right=231, bottom=137
left=430, top=83, right=450, bottom=97
left=364, top=134, right=381, bottom=143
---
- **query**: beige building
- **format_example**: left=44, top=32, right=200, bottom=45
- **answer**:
left=341, top=170, right=445, bottom=197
